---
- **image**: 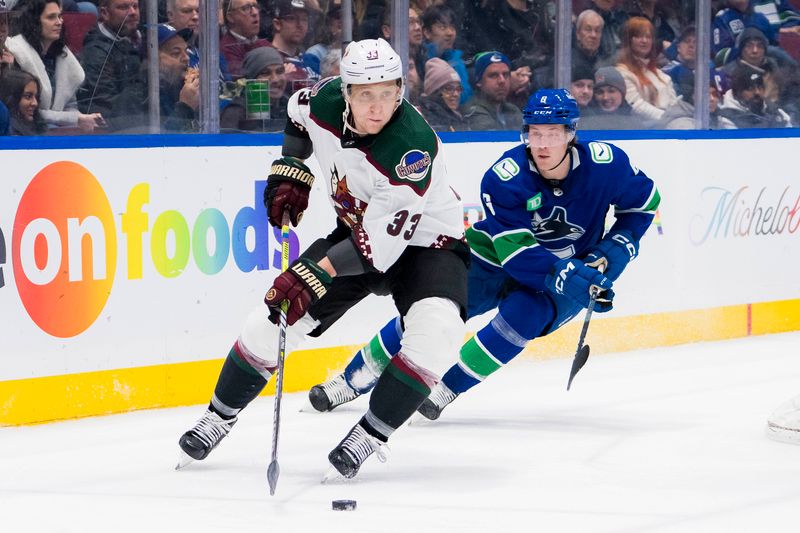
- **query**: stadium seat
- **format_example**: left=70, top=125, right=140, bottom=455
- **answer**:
left=779, top=31, right=800, bottom=63
left=62, top=12, right=97, bottom=58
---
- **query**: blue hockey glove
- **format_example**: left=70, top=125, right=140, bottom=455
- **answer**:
left=584, top=230, right=639, bottom=281
left=545, top=258, right=615, bottom=312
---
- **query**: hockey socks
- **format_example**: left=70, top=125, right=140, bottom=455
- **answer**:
left=210, top=342, right=272, bottom=418
left=363, top=353, right=433, bottom=440
left=344, top=316, right=402, bottom=394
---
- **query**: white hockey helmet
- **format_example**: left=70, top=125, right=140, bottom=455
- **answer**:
left=340, top=38, right=404, bottom=87
left=340, top=38, right=405, bottom=135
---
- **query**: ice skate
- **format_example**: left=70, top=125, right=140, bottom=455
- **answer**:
left=766, top=395, right=800, bottom=444
left=176, top=408, right=238, bottom=469
left=325, top=423, right=388, bottom=479
left=308, top=374, right=361, bottom=412
left=416, top=383, right=458, bottom=421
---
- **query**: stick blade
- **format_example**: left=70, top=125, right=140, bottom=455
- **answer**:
left=267, top=460, right=280, bottom=496
left=567, top=344, right=591, bottom=391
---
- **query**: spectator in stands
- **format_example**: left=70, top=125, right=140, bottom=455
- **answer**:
left=409, top=7, right=425, bottom=86
left=118, top=24, right=200, bottom=133
left=713, top=0, right=776, bottom=61
left=721, top=27, right=791, bottom=106
left=77, top=0, right=143, bottom=128
left=663, top=25, right=697, bottom=99
left=719, top=67, right=792, bottom=126
left=1, top=0, right=16, bottom=77
left=570, top=63, right=595, bottom=112
left=270, top=0, right=318, bottom=87
left=305, top=2, right=340, bottom=65
left=319, top=48, right=340, bottom=77
left=461, top=0, right=554, bottom=71
left=379, top=6, right=427, bottom=88
left=419, top=57, right=468, bottom=131
left=507, top=59, right=532, bottom=110
left=168, top=0, right=200, bottom=34
left=589, top=0, right=627, bottom=60
left=220, top=0, right=270, bottom=78
left=623, top=0, right=679, bottom=49
left=658, top=68, right=737, bottom=129
left=751, top=0, right=800, bottom=37
left=220, top=46, right=288, bottom=132
left=574, top=9, right=613, bottom=74
left=0, top=69, right=47, bottom=134
left=421, top=5, right=470, bottom=104
left=581, top=65, right=639, bottom=130
left=168, top=0, right=232, bottom=81
left=616, top=16, right=678, bottom=122
left=462, top=51, right=522, bottom=130
left=7, top=0, right=104, bottom=132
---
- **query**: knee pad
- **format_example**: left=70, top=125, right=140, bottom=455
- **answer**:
left=400, top=297, right=464, bottom=379
left=238, top=303, right=318, bottom=370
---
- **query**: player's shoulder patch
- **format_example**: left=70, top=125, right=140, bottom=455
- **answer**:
left=492, top=157, right=521, bottom=181
left=395, top=149, right=433, bottom=182
left=370, top=103, right=439, bottom=195
left=588, top=142, right=614, bottom=164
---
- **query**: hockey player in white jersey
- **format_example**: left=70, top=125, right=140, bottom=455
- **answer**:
left=177, top=38, right=469, bottom=479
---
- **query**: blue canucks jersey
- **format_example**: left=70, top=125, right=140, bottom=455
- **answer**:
left=466, top=141, right=660, bottom=291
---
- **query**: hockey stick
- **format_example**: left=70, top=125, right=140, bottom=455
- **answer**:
left=267, top=212, right=291, bottom=496
left=566, top=288, right=598, bottom=391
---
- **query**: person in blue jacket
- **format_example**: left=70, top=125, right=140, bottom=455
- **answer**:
left=308, top=88, right=661, bottom=420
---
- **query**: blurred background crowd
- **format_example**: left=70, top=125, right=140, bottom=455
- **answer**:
left=1, top=0, right=799, bottom=135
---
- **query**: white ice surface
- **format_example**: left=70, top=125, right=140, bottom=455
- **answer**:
left=2, top=332, right=800, bottom=533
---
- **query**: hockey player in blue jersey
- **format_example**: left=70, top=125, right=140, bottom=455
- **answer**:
left=308, top=88, right=660, bottom=420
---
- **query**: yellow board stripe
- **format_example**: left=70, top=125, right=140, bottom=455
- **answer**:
left=2, top=298, right=799, bottom=426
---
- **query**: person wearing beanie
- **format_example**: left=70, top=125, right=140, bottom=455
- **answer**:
left=221, top=46, right=290, bottom=132
left=718, top=65, right=793, bottom=127
left=721, top=26, right=786, bottom=107
left=419, top=57, right=468, bottom=131
left=581, top=66, right=639, bottom=130
left=463, top=51, right=522, bottom=131
left=713, top=0, right=777, bottom=62
left=570, top=62, right=596, bottom=110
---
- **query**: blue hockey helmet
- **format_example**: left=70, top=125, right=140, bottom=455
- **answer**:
left=522, top=89, right=580, bottom=130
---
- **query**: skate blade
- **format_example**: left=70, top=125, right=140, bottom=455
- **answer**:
left=407, top=413, right=432, bottom=426
left=298, top=400, right=324, bottom=414
left=175, top=450, right=195, bottom=470
left=320, top=465, right=346, bottom=484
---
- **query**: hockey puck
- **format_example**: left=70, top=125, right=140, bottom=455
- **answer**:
left=331, top=499, right=357, bottom=511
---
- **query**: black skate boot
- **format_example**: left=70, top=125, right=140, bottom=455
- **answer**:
left=178, top=408, right=238, bottom=462
left=308, top=374, right=361, bottom=412
left=327, top=423, right=388, bottom=479
left=416, top=383, right=458, bottom=420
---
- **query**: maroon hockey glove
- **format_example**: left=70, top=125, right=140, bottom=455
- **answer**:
left=264, top=156, right=315, bottom=227
left=264, top=258, right=333, bottom=326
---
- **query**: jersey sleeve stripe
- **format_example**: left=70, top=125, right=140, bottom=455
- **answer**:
left=492, top=229, right=539, bottom=265
left=615, top=186, right=661, bottom=214
left=465, top=226, right=501, bottom=267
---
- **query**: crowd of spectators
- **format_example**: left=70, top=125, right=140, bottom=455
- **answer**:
left=2, top=0, right=800, bottom=136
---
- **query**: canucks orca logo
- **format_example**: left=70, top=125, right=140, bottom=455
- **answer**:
left=531, top=206, right=585, bottom=242
left=395, top=150, right=431, bottom=182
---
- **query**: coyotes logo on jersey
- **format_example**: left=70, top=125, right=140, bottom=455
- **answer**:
left=330, top=165, right=368, bottom=228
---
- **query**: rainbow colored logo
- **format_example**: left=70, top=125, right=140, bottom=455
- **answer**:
left=8, top=161, right=297, bottom=338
